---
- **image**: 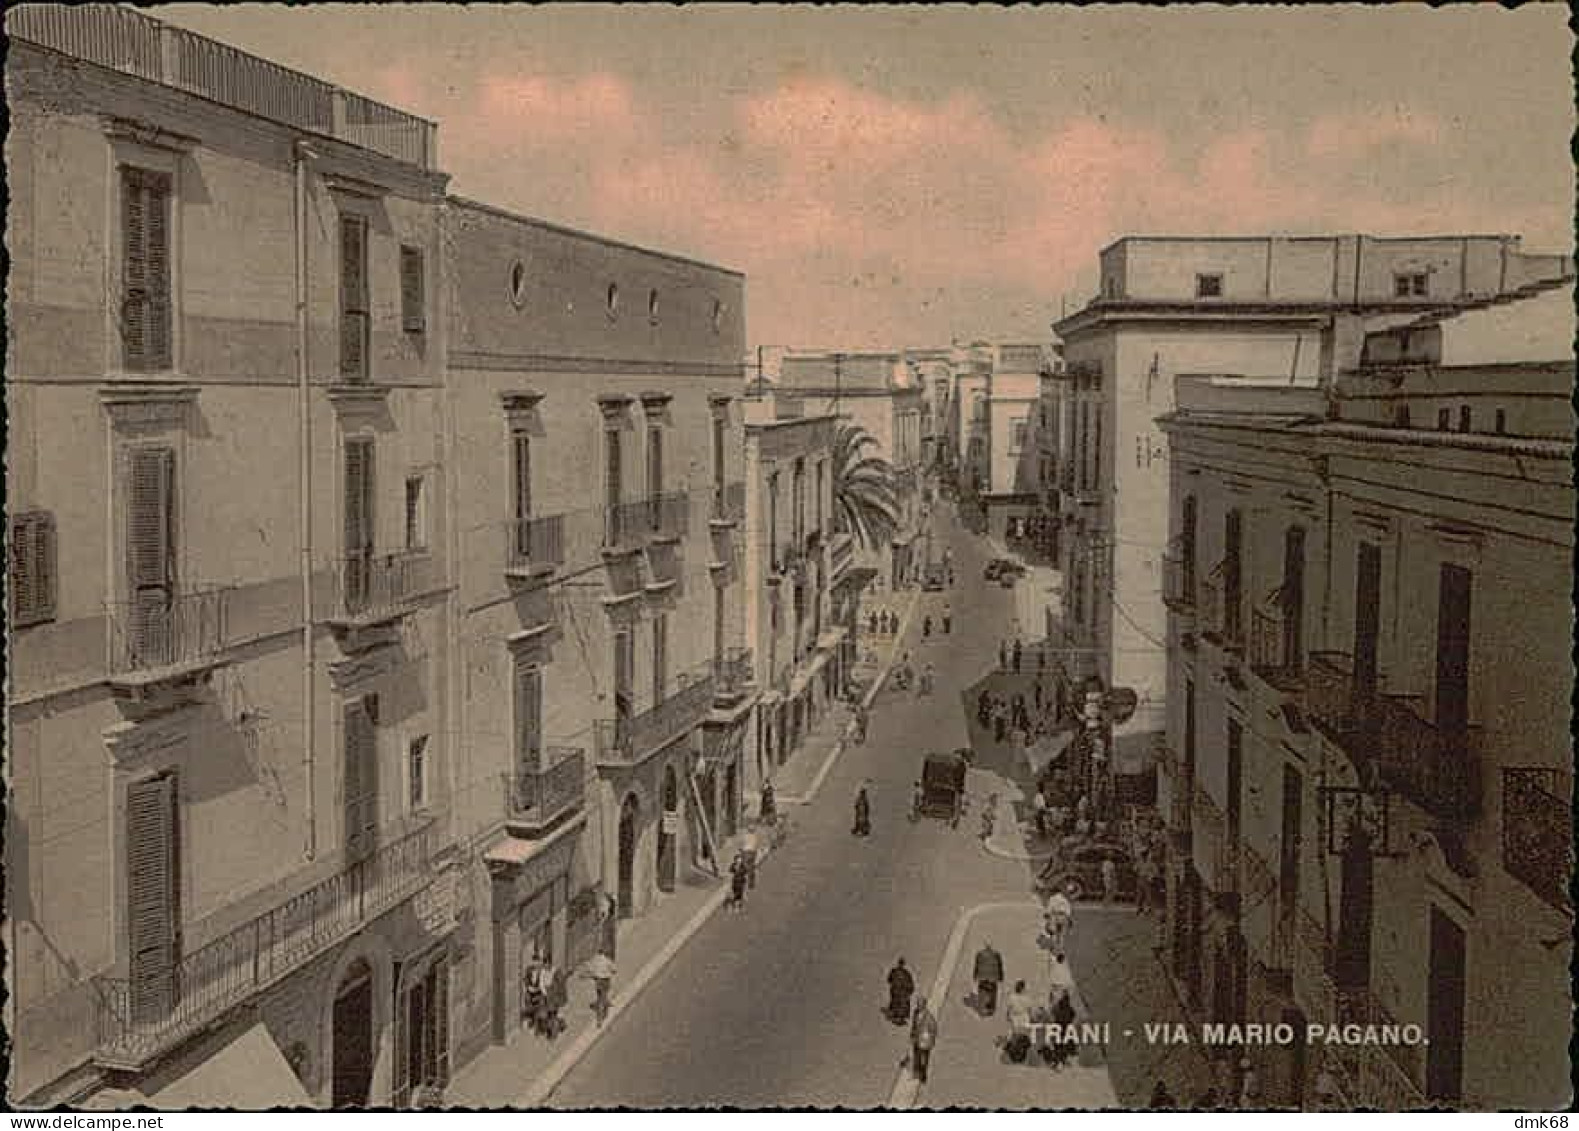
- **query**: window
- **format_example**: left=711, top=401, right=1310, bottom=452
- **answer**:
left=647, top=424, right=664, bottom=514
left=648, top=288, right=660, bottom=325
left=339, top=215, right=370, bottom=381
left=1435, top=564, right=1472, bottom=733
left=1281, top=526, right=1306, bottom=672
left=121, top=167, right=173, bottom=371
left=1011, top=418, right=1028, bottom=452
left=396, top=959, right=449, bottom=1109
left=400, top=246, right=425, bottom=333
left=9, top=510, right=57, bottom=627
left=126, top=772, right=180, bottom=1022
left=606, top=282, right=620, bottom=320
left=1436, top=407, right=1451, bottom=430
left=344, top=438, right=375, bottom=604
left=512, top=430, right=532, bottom=557
left=127, top=447, right=177, bottom=660
left=509, top=261, right=528, bottom=308
left=408, top=735, right=429, bottom=810
left=712, top=299, right=724, bottom=334
left=653, top=614, right=668, bottom=705
left=1393, top=403, right=1412, bottom=428
left=514, top=660, right=542, bottom=770
left=1223, top=509, right=1243, bottom=643
left=712, top=415, right=727, bottom=493
left=604, top=427, right=623, bottom=544
left=815, top=460, right=824, bottom=534
left=120, top=165, right=172, bottom=369
left=1457, top=405, right=1471, bottom=432
left=1494, top=408, right=1507, bottom=435
left=344, top=698, right=379, bottom=862
left=613, top=631, right=634, bottom=730
left=1395, top=272, right=1429, bottom=298
left=404, top=475, right=426, bottom=551
left=1195, top=273, right=1223, bottom=299
left=713, top=585, right=725, bottom=666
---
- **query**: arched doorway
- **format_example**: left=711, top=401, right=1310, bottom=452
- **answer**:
left=658, top=766, right=679, bottom=893
left=331, top=960, right=375, bottom=1109
left=617, top=794, right=640, bottom=919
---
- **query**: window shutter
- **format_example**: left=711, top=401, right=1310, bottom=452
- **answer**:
left=145, top=174, right=172, bottom=368
left=344, top=439, right=374, bottom=555
left=127, top=773, right=179, bottom=1023
left=122, top=170, right=148, bottom=365
left=400, top=246, right=425, bottom=332
left=126, top=448, right=176, bottom=663
left=512, top=431, right=532, bottom=529
left=340, top=217, right=368, bottom=380
left=515, top=661, right=541, bottom=770
left=9, top=512, right=57, bottom=627
left=32, top=511, right=57, bottom=623
left=344, top=703, right=378, bottom=861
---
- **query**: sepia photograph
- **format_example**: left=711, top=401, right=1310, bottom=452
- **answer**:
left=3, top=1, right=1574, bottom=1114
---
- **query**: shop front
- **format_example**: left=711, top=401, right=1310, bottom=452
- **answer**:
left=483, top=820, right=583, bottom=1044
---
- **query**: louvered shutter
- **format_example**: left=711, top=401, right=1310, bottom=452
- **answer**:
left=344, top=438, right=374, bottom=607
left=400, top=246, right=425, bottom=333
left=512, top=431, right=532, bottom=558
left=394, top=980, right=412, bottom=1108
left=144, top=174, right=172, bottom=368
left=344, top=703, right=378, bottom=862
left=652, top=615, right=667, bottom=705
left=340, top=217, right=368, bottom=380
left=614, top=631, right=633, bottom=736
left=121, top=170, right=172, bottom=370
left=128, top=448, right=176, bottom=665
left=515, top=661, right=541, bottom=773
left=10, top=512, right=57, bottom=627
left=127, top=773, right=179, bottom=1023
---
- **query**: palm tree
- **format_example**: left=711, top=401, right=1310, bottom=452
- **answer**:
left=832, top=423, right=900, bottom=551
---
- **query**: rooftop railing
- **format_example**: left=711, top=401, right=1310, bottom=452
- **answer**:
left=10, top=6, right=436, bottom=169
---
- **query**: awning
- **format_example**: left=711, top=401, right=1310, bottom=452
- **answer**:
left=1111, top=718, right=1165, bottom=776
left=832, top=566, right=879, bottom=594
left=87, top=1022, right=314, bottom=1110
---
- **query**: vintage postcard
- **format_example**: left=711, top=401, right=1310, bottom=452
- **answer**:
left=4, top=2, right=1573, bottom=1114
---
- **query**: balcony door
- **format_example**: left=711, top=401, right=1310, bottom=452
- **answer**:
left=344, top=699, right=379, bottom=863
left=1281, top=526, right=1306, bottom=671
left=1426, top=906, right=1466, bottom=1102
left=127, top=772, right=180, bottom=1024
left=127, top=446, right=178, bottom=666
left=1223, top=510, right=1243, bottom=642
left=512, top=430, right=532, bottom=560
left=1435, top=565, right=1472, bottom=733
left=605, top=428, right=623, bottom=544
left=1353, top=542, right=1381, bottom=701
left=344, top=437, right=375, bottom=609
left=614, top=630, right=635, bottom=745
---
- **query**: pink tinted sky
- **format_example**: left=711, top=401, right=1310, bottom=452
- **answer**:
left=154, top=3, right=1575, bottom=350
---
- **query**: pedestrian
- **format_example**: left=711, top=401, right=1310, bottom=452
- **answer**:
left=728, top=851, right=748, bottom=910
left=584, top=950, right=616, bottom=1026
left=977, top=689, right=992, bottom=728
left=1013, top=638, right=1023, bottom=674
left=920, top=663, right=935, bottom=696
left=741, top=827, right=759, bottom=889
left=760, top=781, right=777, bottom=825
left=999, top=640, right=1008, bottom=671
left=1149, top=1080, right=1177, bottom=1108
left=993, top=706, right=1007, bottom=745
left=886, top=957, right=915, bottom=1024
left=910, top=995, right=938, bottom=1083
left=1047, top=950, right=1073, bottom=1005
left=973, top=941, right=1006, bottom=1016
left=922, top=615, right=932, bottom=639
left=853, top=784, right=872, bottom=837
left=1136, top=853, right=1155, bottom=915
left=1101, top=856, right=1118, bottom=904
left=1038, top=645, right=1046, bottom=673
left=942, top=604, right=952, bottom=634
left=1045, top=887, right=1074, bottom=951
left=868, top=610, right=878, bottom=636
left=1034, top=680, right=1043, bottom=712
left=545, top=963, right=568, bottom=1038
left=854, top=704, right=868, bottom=745
left=600, top=891, right=619, bottom=960
left=1005, top=979, right=1034, bottom=1042
left=1033, top=787, right=1049, bottom=839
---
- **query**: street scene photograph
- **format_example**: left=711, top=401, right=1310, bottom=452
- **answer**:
left=3, top=1, right=1574, bottom=1115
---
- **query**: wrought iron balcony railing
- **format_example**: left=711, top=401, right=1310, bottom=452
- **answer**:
left=333, top=551, right=423, bottom=624
left=603, top=498, right=650, bottom=553
left=108, top=586, right=232, bottom=677
left=504, top=747, right=585, bottom=833
left=713, top=646, right=754, bottom=699
left=505, top=514, right=566, bottom=577
left=1502, top=767, right=1573, bottom=911
left=646, top=490, right=690, bottom=541
left=711, top=480, right=747, bottom=525
left=595, top=661, right=717, bottom=767
left=1249, top=599, right=1304, bottom=686
left=93, top=821, right=436, bottom=1070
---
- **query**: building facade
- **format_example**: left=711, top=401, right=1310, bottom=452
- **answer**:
left=1051, top=234, right=1576, bottom=809
left=7, top=7, right=457, bottom=1107
left=441, top=198, right=749, bottom=1061
left=1156, top=281, right=1574, bottom=1110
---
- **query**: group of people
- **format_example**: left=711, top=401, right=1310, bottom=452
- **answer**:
left=920, top=603, right=952, bottom=639
left=867, top=608, right=905, bottom=637
left=976, top=680, right=1064, bottom=748
left=997, top=636, right=1060, bottom=676
left=891, top=652, right=934, bottom=696
left=520, top=953, right=569, bottom=1039
left=970, top=939, right=1082, bottom=1071
left=1030, top=783, right=1107, bottom=845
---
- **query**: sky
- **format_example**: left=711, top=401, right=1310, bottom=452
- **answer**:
left=152, top=3, right=1576, bottom=351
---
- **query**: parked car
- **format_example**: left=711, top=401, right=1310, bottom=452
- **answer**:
left=922, top=562, right=948, bottom=591
left=983, top=557, right=1024, bottom=581
left=1035, top=841, right=1138, bottom=901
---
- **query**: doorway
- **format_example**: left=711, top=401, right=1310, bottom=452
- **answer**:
left=617, top=794, right=639, bottom=919
left=331, top=961, right=375, bottom=1109
left=1426, top=906, right=1466, bottom=1102
left=658, top=766, right=679, bottom=893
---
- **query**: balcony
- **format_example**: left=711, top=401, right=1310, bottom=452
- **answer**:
left=1161, top=552, right=1195, bottom=613
left=503, top=747, right=586, bottom=835
left=1303, top=653, right=1482, bottom=821
left=93, top=821, right=436, bottom=1071
left=1502, top=767, right=1572, bottom=910
left=602, top=499, right=650, bottom=555
left=108, top=586, right=233, bottom=688
left=1197, top=579, right=1221, bottom=639
left=504, top=514, right=566, bottom=582
left=594, top=660, right=717, bottom=767
left=713, top=647, right=754, bottom=703
left=330, top=551, right=424, bottom=628
left=646, top=491, right=690, bottom=544
left=1249, top=600, right=1304, bottom=689
left=9, top=6, right=436, bottom=170
left=711, top=481, right=747, bottom=526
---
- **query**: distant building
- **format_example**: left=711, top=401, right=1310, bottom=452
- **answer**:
left=1049, top=233, right=1576, bottom=808
left=1156, top=278, right=1574, bottom=1110
left=961, top=343, right=1054, bottom=543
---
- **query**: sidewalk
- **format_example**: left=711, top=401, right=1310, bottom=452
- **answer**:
left=900, top=902, right=1119, bottom=1109
left=447, top=833, right=757, bottom=1108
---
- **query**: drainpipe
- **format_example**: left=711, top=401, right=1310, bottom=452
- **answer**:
left=296, top=141, right=319, bottom=861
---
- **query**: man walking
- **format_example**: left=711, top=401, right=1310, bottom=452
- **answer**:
left=973, top=940, right=1006, bottom=1016
left=942, top=603, right=952, bottom=634
left=1101, top=855, right=1119, bottom=904
left=1012, top=638, right=1023, bottom=674
left=585, top=950, right=616, bottom=1026
left=910, top=995, right=938, bottom=1083
left=741, top=826, right=759, bottom=890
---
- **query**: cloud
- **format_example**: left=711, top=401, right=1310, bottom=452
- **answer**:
left=1306, top=108, right=1444, bottom=163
